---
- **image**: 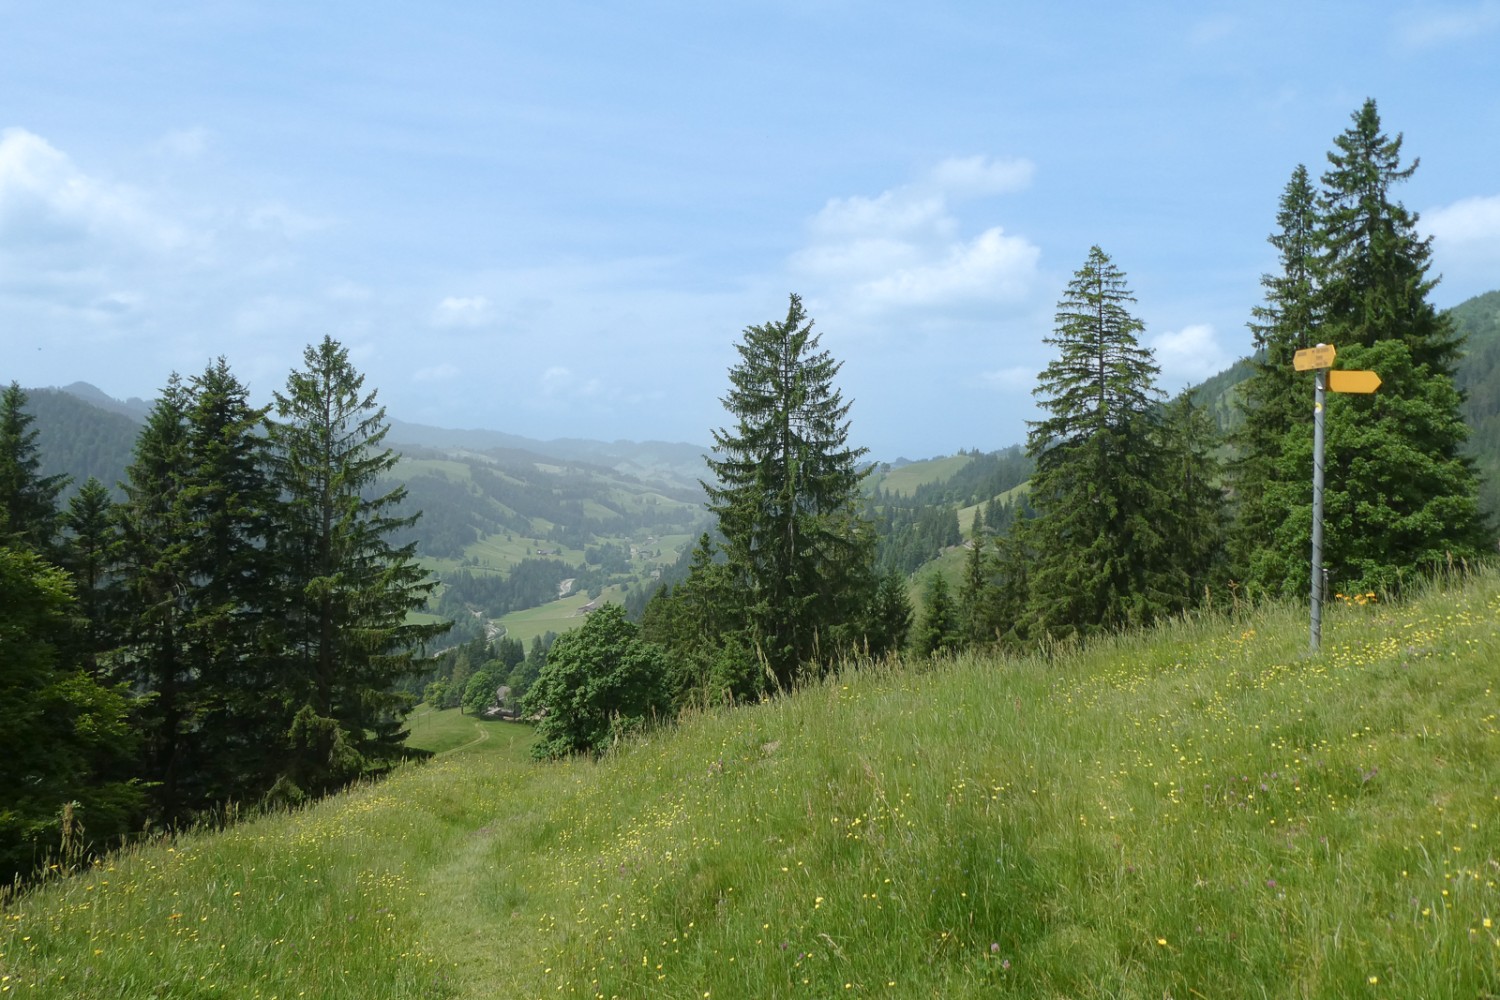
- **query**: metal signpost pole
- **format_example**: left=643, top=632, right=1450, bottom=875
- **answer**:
left=1309, top=368, right=1327, bottom=653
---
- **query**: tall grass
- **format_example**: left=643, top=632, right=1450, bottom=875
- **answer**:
left=4, top=572, right=1498, bottom=997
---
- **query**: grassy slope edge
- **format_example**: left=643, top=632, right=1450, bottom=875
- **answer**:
left=4, top=571, right=1498, bottom=999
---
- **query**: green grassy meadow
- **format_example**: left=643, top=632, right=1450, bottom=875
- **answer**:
left=870, top=455, right=972, bottom=497
left=5, top=572, right=1499, bottom=998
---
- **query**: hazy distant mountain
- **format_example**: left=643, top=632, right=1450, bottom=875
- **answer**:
left=54, top=381, right=155, bottom=422
left=22, top=388, right=144, bottom=495
left=385, top=418, right=710, bottom=490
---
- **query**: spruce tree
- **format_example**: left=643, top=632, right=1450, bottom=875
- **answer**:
left=859, top=570, right=914, bottom=659
left=270, top=336, right=448, bottom=795
left=1161, top=395, right=1227, bottom=603
left=958, top=529, right=997, bottom=647
left=61, top=477, right=123, bottom=678
left=915, top=573, right=959, bottom=657
left=1022, top=247, right=1180, bottom=638
left=1312, top=100, right=1487, bottom=589
left=0, top=382, right=68, bottom=554
left=114, top=378, right=196, bottom=820
left=1235, top=101, right=1488, bottom=595
left=178, top=359, right=281, bottom=804
left=1231, top=165, right=1323, bottom=594
left=0, top=546, right=141, bottom=881
left=703, top=294, right=875, bottom=686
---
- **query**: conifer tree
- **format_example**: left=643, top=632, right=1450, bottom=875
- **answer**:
left=0, top=382, right=68, bottom=554
left=0, top=546, right=141, bottom=881
left=61, top=477, right=123, bottom=678
left=1312, top=100, right=1487, bottom=589
left=1235, top=101, right=1487, bottom=594
left=1231, top=165, right=1322, bottom=593
left=1161, top=395, right=1227, bottom=602
left=915, top=573, right=959, bottom=657
left=179, top=360, right=281, bottom=804
left=114, top=378, right=196, bottom=820
left=958, top=530, right=997, bottom=647
left=270, top=336, right=448, bottom=795
left=703, top=294, right=875, bottom=686
left=859, top=570, right=914, bottom=659
left=1021, top=247, right=1180, bottom=638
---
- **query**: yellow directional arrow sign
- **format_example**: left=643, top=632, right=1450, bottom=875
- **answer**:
left=1293, top=344, right=1337, bottom=371
left=1328, top=370, right=1382, bottom=394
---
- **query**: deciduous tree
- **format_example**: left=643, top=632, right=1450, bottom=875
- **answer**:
left=522, top=604, right=671, bottom=758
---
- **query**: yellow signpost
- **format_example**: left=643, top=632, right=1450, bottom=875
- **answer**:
left=1293, top=344, right=1336, bottom=371
left=1328, top=370, right=1382, bottom=394
left=1297, top=343, right=1380, bottom=652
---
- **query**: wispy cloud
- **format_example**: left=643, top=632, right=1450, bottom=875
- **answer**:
left=1151, top=323, right=1231, bottom=385
left=155, top=127, right=211, bottom=160
left=975, top=365, right=1034, bottom=391
left=791, top=156, right=1042, bottom=326
left=414, top=362, right=461, bottom=382
left=0, top=127, right=188, bottom=255
left=1394, top=1, right=1500, bottom=48
left=1425, top=192, right=1500, bottom=293
left=432, top=294, right=494, bottom=328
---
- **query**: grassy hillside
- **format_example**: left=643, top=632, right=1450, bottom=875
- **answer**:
left=868, top=455, right=973, bottom=497
left=6, top=576, right=1499, bottom=998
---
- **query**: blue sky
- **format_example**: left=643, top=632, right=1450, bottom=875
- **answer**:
left=2, top=2, right=1498, bottom=460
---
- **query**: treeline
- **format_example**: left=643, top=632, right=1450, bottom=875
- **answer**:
left=523, top=100, right=1491, bottom=759
left=405, top=633, right=553, bottom=716
left=869, top=447, right=1034, bottom=575
left=0, top=338, right=445, bottom=882
left=1451, top=290, right=1500, bottom=519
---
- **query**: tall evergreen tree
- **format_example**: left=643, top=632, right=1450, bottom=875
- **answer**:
left=1313, top=100, right=1486, bottom=589
left=0, top=382, right=68, bottom=554
left=270, top=336, right=448, bottom=796
left=114, top=378, right=196, bottom=820
left=0, top=546, right=141, bottom=882
left=958, top=531, right=998, bottom=647
left=178, top=360, right=281, bottom=805
left=703, top=294, right=875, bottom=686
left=1161, top=395, right=1227, bottom=603
left=1235, top=100, right=1487, bottom=595
left=915, top=573, right=959, bottom=657
left=61, top=477, right=123, bottom=678
left=1021, top=247, right=1181, bottom=638
left=1231, top=165, right=1322, bottom=593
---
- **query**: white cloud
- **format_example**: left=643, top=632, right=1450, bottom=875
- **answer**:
left=1425, top=193, right=1500, bottom=295
left=155, top=127, right=210, bottom=160
left=791, top=156, right=1041, bottom=324
left=926, top=155, right=1035, bottom=198
left=1395, top=2, right=1500, bottom=48
left=246, top=201, right=332, bottom=239
left=1426, top=193, right=1500, bottom=244
left=975, top=365, right=1034, bottom=391
left=860, top=227, right=1039, bottom=307
left=1151, top=324, right=1231, bottom=385
left=414, top=363, right=460, bottom=382
left=432, top=294, right=493, bottom=328
left=540, top=365, right=601, bottom=398
left=0, top=127, right=186, bottom=254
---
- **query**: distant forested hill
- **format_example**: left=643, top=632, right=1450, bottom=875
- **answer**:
left=22, top=387, right=144, bottom=496
left=1450, top=289, right=1500, bottom=520
left=18, top=382, right=710, bottom=643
